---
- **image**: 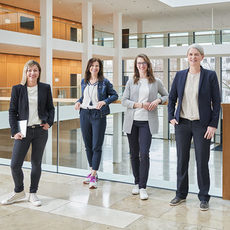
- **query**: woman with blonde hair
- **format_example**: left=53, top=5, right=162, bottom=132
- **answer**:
left=122, top=54, right=168, bottom=200
left=1, top=60, right=54, bottom=206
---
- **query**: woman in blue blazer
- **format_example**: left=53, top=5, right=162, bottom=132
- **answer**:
left=168, top=44, right=221, bottom=211
left=75, top=58, right=118, bottom=189
left=1, top=60, right=54, bottom=207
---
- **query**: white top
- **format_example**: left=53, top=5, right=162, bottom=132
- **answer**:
left=27, top=85, right=42, bottom=126
left=180, top=72, right=200, bottom=120
left=81, top=82, right=99, bottom=109
left=134, top=78, right=149, bottom=121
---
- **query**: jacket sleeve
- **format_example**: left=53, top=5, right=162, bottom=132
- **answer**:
left=168, top=73, right=178, bottom=122
left=77, top=79, right=84, bottom=104
left=121, top=79, right=135, bottom=109
left=104, top=79, right=118, bottom=104
left=46, top=85, right=55, bottom=127
left=157, top=79, right=168, bottom=104
left=9, top=85, right=19, bottom=136
left=208, top=72, right=221, bottom=128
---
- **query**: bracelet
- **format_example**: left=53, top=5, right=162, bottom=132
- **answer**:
left=141, top=103, right=143, bottom=108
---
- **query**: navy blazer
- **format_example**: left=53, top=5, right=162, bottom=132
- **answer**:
left=77, top=78, right=118, bottom=117
left=168, top=67, right=221, bottom=128
left=9, top=82, right=55, bottom=136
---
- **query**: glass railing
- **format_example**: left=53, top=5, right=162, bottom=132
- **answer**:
left=93, top=30, right=114, bottom=48
left=125, top=30, right=230, bottom=48
left=0, top=85, right=124, bottom=100
left=0, top=97, right=222, bottom=196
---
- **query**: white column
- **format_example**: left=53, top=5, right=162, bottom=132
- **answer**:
left=137, top=20, right=144, bottom=48
left=113, top=12, right=122, bottom=163
left=40, top=0, right=53, bottom=85
left=82, top=1, right=93, bottom=74
left=113, top=12, right=122, bottom=88
left=113, top=113, right=122, bottom=163
left=40, top=0, right=53, bottom=165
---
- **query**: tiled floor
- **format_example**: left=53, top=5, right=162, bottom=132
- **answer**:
left=0, top=165, right=229, bottom=230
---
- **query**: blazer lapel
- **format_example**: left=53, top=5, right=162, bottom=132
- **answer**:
left=198, top=66, right=204, bottom=92
left=22, top=84, right=29, bottom=110
left=181, top=68, right=189, bottom=95
left=37, top=82, right=41, bottom=108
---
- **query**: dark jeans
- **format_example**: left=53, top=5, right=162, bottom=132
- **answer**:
left=80, top=109, right=106, bottom=171
left=127, top=121, right=152, bottom=189
left=11, top=126, right=48, bottom=193
left=175, top=118, right=211, bottom=202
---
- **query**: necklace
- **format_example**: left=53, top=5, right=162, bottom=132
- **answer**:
left=87, top=81, right=98, bottom=106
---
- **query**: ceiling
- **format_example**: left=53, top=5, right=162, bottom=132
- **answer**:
left=1, top=0, right=230, bottom=32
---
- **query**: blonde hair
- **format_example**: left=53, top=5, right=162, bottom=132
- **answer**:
left=21, top=60, right=41, bottom=85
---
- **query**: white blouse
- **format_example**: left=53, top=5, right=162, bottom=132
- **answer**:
left=27, top=85, right=42, bottom=126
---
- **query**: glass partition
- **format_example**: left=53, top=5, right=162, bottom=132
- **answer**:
left=0, top=97, right=222, bottom=197
left=93, top=30, right=114, bottom=48
left=222, top=30, right=230, bottom=44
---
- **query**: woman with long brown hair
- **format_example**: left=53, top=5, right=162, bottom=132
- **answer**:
left=122, top=54, right=168, bottom=200
left=75, top=58, right=118, bottom=189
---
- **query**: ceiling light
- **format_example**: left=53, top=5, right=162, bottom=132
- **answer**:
left=158, top=0, right=230, bottom=7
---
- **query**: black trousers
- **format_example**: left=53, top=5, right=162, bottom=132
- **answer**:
left=127, top=121, right=152, bottom=189
left=80, top=109, right=106, bottom=171
left=175, top=118, right=211, bottom=201
left=11, top=126, right=48, bottom=193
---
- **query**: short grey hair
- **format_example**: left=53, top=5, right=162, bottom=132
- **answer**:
left=21, top=60, right=41, bottom=85
left=187, top=44, right=204, bottom=56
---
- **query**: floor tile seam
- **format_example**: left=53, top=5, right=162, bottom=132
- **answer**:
left=46, top=200, right=72, bottom=213
left=11, top=194, right=144, bottom=220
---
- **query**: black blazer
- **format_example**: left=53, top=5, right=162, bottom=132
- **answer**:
left=168, top=66, right=221, bottom=128
left=9, top=82, right=55, bottom=136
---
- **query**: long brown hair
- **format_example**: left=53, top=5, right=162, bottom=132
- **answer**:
left=84, top=58, right=104, bottom=83
left=133, top=54, right=155, bottom=84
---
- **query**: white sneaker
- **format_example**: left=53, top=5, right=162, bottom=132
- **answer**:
left=132, top=184, right=139, bottom=195
left=28, top=193, right=42, bottom=206
left=89, top=176, right=97, bottom=189
left=1, top=191, right=26, bottom=205
left=139, top=188, right=148, bottom=200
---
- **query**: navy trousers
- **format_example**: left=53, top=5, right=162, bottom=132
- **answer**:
left=127, top=121, right=152, bottom=189
left=175, top=118, right=211, bottom=201
left=11, top=126, right=48, bottom=193
left=80, top=109, right=106, bottom=171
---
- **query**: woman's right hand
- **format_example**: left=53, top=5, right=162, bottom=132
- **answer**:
left=74, top=102, right=81, bottom=110
left=170, top=119, right=178, bottom=126
left=14, top=132, right=23, bottom=140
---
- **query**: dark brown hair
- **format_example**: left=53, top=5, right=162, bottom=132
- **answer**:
left=84, top=58, right=104, bottom=83
left=133, top=54, right=155, bottom=84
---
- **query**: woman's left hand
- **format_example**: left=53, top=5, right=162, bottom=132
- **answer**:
left=40, top=123, right=50, bottom=130
left=148, top=99, right=161, bottom=111
left=204, top=126, right=216, bottom=139
left=96, top=101, right=106, bottom=110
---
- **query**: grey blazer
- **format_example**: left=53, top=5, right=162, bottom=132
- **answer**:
left=122, top=78, right=168, bottom=135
